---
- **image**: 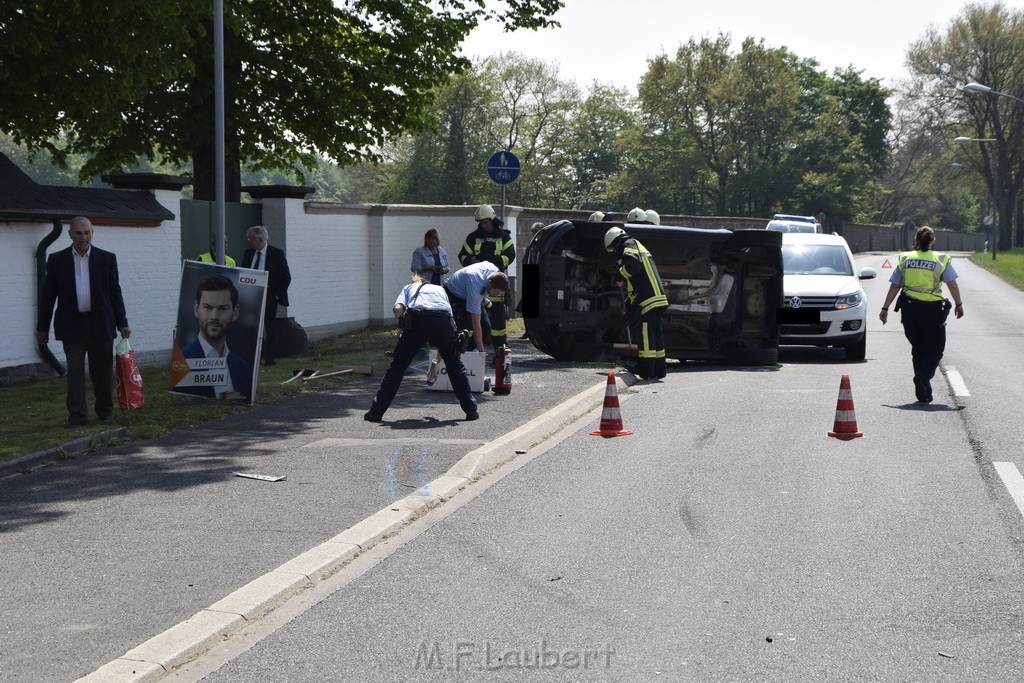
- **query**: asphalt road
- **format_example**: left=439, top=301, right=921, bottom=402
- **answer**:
left=190, top=255, right=1024, bottom=681
left=0, top=337, right=616, bottom=682
left=6, top=254, right=1024, bottom=682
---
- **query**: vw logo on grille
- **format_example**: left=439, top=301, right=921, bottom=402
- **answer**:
left=789, top=297, right=803, bottom=309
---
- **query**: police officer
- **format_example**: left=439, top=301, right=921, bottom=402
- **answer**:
left=197, top=237, right=236, bottom=266
left=879, top=226, right=964, bottom=403
left=458, top=204, right=515, bottom=351
left=364, top=276, right=478, bottom=422
left=605, top=226, right=669, bottom=379
left=444, top=262, right=510, bottom=354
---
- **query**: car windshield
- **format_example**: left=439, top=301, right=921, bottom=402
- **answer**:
left=782, top=244, right=853, bottom=275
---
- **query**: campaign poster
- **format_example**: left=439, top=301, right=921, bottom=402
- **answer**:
left=169, top=260, right=268, bottom=404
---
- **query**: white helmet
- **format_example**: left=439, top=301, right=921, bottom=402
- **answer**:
left=474, top=204, right=496, bottom=222
left=588, top=211, right=605, bottom=222
left=626, top=207, right=647, bottom=223
left=645, top=209, right=661, bottom=225
left=604, top=227, right=627, bottom=251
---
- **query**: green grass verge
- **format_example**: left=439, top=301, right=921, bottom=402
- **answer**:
left=968, top=246, right=1024, bottom=291
left=1, top=322, right=452, bottom=463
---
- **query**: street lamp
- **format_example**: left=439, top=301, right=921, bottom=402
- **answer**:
left=954, top=136, right=998, bottom=259
left=964, top=82, right=1024, bottom=106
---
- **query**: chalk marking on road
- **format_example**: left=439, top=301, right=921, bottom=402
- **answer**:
left=944, top=366, right=970, bottom=397
left=993, top=462, right=1024, bottom=519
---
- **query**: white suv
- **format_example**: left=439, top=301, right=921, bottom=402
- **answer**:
left=779, top=233, right=875, bottom=360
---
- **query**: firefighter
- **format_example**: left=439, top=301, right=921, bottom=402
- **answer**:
left=625, top=207, right=650, bottom=224
left=605, top=226, right=669, bottom=379
left=197, top=238, right=236, bottom=267
left=879, top=226, right=964, bottom=403
left=458, top=204, right=515, bottom=351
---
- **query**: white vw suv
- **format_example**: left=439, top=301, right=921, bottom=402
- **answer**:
left=779, top=232, right=875, bottom=360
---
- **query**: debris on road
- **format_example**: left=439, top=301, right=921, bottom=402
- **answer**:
left=233, top=471, right=287, bottom=482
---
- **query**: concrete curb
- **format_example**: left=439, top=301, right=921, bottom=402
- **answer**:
left=0, top=427, right=128, bottom=479
left=77, top=374, right=635, bottom=682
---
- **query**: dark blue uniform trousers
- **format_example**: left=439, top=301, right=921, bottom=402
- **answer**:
left=369, top=313, right=478, bottom=417
left=899, top=298, right=947, bottom=381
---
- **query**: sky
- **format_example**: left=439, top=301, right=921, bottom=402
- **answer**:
left=460, top=0, right=1024, bottom=93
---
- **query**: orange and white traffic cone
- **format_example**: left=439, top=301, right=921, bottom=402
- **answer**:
left=590, top=371, right=634, bottom=437
left=828, top=373, right=863, bottom=440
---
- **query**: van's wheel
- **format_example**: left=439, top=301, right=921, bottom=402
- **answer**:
left=730, top=230, right=782, bottom=248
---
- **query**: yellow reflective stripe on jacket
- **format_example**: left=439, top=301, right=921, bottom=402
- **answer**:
left=619, top=239, right=668, bottom=314
left=898, top=251, right=948, bottom=301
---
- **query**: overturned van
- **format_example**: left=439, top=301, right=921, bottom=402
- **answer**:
left=521, top=220, right=783, bottom=365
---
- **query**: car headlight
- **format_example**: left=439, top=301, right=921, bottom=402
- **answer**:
left=835, top=292, right=863, bottom=310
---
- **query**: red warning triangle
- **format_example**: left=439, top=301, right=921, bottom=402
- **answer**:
left=881, top=258, right=892, bottom=268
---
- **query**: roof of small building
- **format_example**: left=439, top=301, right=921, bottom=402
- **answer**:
left=0, top=152, right=176, bottom=225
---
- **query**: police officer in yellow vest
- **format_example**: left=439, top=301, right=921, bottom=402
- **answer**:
left=879, top=226, right=964, bottom=403
left=197, top=238, right=236, bottom=267
left=605, top=225, right=669, bottom=380
left=458, top=204, right=515, bottom=352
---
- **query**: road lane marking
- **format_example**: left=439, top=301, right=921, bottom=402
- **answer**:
left=993, top=462, right=1024, bottom=519
left=945, top=367, right=970, bottom=396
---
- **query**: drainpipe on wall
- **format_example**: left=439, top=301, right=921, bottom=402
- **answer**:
left=34, top=217, right=67, bottom=375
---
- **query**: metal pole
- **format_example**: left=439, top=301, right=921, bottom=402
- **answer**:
left=213, top=0, right=226, bottom=265
left=500, top=185, right=506, bottom=226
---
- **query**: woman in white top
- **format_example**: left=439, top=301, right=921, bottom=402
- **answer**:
left=411, top=228, right=450, bottom=286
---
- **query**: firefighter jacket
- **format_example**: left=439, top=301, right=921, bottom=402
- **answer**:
left=617, top=238, right=668, bottom=314
left=458, top=226, right=515, bottom=271
left=898, top=250, right=950, bottom=302
left=198, top=252, right=236, bottom=267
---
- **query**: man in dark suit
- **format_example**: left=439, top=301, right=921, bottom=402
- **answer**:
left=176, top=274, right=253, bottom=401
left=241, top=224, right=291, bottom=366
left=36, top=216, right=130, bottom=426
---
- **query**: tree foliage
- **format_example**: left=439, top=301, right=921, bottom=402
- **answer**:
left=904, top=1, right=1024, bottom=247
left=0, top=0, right=563, bottom=200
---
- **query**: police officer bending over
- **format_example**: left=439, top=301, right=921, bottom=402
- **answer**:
left=879, top=226, right=964, bottom=403
left=365, top=276, right=479, bottom=422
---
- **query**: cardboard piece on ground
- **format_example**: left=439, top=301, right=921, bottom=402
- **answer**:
left=427, top=350, right=486, bottom=393
left=233, top=472, right=287, bottom=482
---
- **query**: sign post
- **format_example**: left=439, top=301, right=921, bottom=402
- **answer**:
left=486, top=150, right=521, bottom=224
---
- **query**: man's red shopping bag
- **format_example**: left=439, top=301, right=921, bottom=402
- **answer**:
left=115, top=337, right=145, bottom=410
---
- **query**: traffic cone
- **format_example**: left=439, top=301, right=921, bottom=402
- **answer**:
left=828, top=373, right=863, bottom=440
left=590, top=371, right=634, bottom=437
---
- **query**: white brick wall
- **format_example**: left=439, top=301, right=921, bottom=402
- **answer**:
left=3, top=195, right=522, bottom=372
left=5, top=189, right=183, bottom=370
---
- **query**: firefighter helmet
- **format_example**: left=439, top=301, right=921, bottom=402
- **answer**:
left=645, top=209, right=661, bottom=225
left=626, top=207, right=647, bottom=223
left=604, top=226, right=627, bottom=251
left=588, top=211, right=605, bottom=222
left=474, top=204, right=497, bottom=222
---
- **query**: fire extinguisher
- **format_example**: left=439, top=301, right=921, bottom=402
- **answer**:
left=493, top=345, right=512, bottom=394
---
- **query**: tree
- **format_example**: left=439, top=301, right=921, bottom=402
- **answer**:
left=0, top=0, right=563, bottom=201
left=905, top=1, right=1024, bottom=249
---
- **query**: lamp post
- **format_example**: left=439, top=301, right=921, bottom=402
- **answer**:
left=963, top=81, right=1024, bottom=258
left=955, top=136, right=998, bottom=260
left=964, top=82, right=1024, bottom=106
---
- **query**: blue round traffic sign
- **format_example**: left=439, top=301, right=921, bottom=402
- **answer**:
left=487, top=150, right=520, bottom=185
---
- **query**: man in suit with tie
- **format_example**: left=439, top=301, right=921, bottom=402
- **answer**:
left=242, top=225, right=291, bottom=366
left=36, top=216, right=131, bottom=426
